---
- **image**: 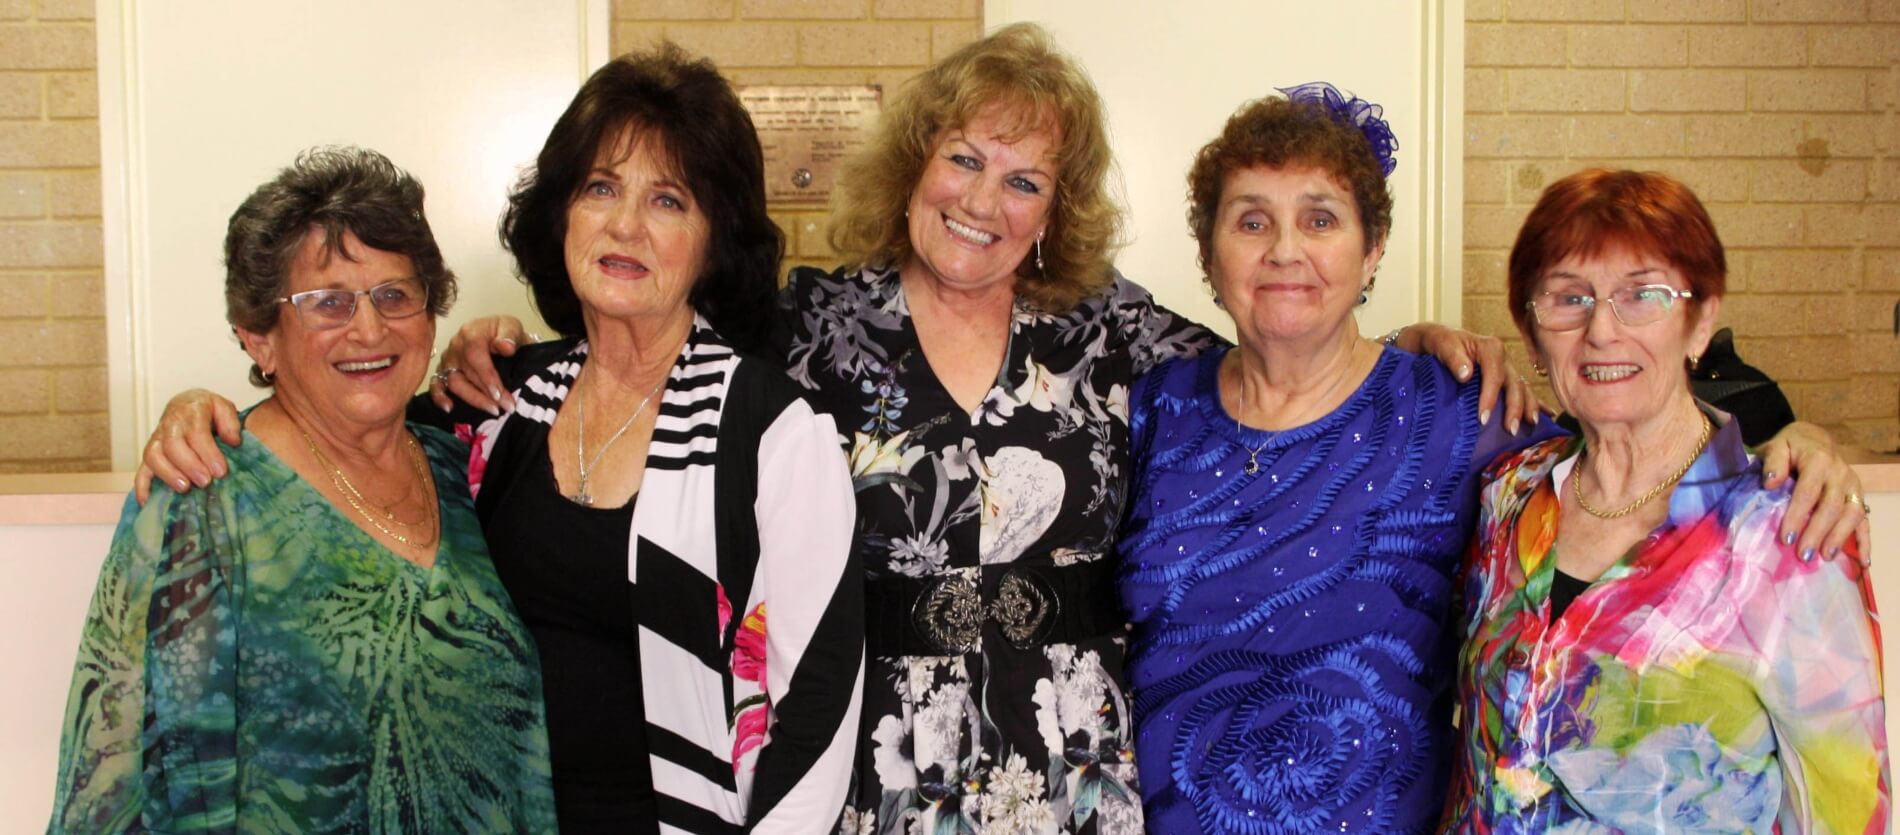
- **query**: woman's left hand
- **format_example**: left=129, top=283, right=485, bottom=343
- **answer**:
left=1393, top=322, right=1544, bottom=435
left=1760, top=422, right=1871, bottom=564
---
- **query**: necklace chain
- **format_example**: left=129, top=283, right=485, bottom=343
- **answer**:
left=1573, top=414, right=1713, bottom=519
left=1230, top=345, right=1366, bottom=476
left=300, top=428, right=437, bottom=547
left=574, top=368, right=668, bottom=507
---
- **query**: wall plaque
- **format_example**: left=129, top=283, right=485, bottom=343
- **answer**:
left=738, top=85, right=882, bottom=204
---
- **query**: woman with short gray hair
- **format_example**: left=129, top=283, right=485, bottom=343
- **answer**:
left=49, top=146, right=556, bottom=833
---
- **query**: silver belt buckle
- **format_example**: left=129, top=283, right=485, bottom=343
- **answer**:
left=910, top=569, right=1061, bottom=654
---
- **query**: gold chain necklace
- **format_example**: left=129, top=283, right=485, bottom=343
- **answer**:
left=300, top=428, right=438, bottom=546
left=1573, top=414, right=1712, bottom=519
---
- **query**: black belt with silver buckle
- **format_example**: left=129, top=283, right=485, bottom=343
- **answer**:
left=864, top=557, right=1124, bottom=657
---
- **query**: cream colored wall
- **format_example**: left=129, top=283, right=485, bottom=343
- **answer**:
left=986, top=0, right=1466, bottom=341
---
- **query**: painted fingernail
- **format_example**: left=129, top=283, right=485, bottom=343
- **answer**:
left=174, top=478, right=189, bottom=492
left=489, top=386, right=503, bottom=402
left=212, top=463, right=225, bottom=477
left=1458, top=364, right=1473, bottom=380
left=439, top=400, right=453, bottom=414
left=497, top=337, right=517, bottom=347
left=1764, top=470, right=1778, bottom=481
left=1480, top=409, right=1491, bottom=426
left=1782, top=531, right=1796, bottom=546
left=1827, top=547, right=1843, bottom=561
left=1801, top=547, right=1816, bottom=562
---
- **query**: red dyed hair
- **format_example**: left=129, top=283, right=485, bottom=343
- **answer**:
left=1507, top=169, right=1726, bottom=336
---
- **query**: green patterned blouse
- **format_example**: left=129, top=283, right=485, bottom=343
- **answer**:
left=49, top=424, right=556, bottom=833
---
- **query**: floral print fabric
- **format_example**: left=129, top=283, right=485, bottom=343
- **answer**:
left=778, top=265, right=1217, bottom=835
left=1447, top=415, right=1890, bottom=834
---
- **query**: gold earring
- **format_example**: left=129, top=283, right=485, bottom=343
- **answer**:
left=1532, top=361, right=1548, bottom=378
left=1688, top=353, right=1701, bottom=371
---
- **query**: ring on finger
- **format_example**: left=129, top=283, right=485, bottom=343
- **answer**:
left=1847, top=491, right=1868, bottom=513
left=432, top=367, right=461, bottom=385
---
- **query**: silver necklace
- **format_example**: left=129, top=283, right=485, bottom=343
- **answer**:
left=1236, top=410, right=1272, bottom=475
left=574, top=369, right=667, bottom=507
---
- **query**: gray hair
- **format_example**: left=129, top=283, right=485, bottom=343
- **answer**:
left=224, top=146, right=456, bottom=386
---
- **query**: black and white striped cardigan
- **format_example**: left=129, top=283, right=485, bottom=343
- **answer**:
left=457, top=316, right=863, bottom=833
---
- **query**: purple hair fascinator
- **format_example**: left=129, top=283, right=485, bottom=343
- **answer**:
left=1278, top=81, right=1399, bottom=177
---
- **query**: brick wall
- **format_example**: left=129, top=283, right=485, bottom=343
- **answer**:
left=0, top=0, right=105, bottom=473
left=611, top=0, right=982, bottom=272
left=1463, top=0, right=1900, bottom=450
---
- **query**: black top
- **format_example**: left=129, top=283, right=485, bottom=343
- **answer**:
left=477, top=427, right=658, bottom=834
left=1549, top=567, right=1592, bottom=620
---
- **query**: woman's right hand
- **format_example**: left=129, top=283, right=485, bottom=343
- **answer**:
left=428, top=315, right=530, bottom=415
left=134, top=389, right=242, bottom=505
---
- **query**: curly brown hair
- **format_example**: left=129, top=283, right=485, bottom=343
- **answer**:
left=825, top=23, right=1118, bottom=312
left=1186, top=95, right=1393, bottom=289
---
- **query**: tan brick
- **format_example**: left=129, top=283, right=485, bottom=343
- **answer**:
left=729, top=65, right=913, bottom=96
left=738, top=0, right=863, bottom=18
left=1748, top=68, right=1868, bottom=111
left=0, top=71, right=37, bottom=117
left=1850, top=291, right=1896, bottom=331
left=1630, top=69, right=1746, bottom=111
left=1686, top=114, right=1880, bottom=156
left=874, top=0, right=977, bottom=17
left=0, top=121, right=97, bottom=167
left=1736, top=334, right=1851, bottom=379
left=612, top=0, right=734, bottom=20
left=0, top=172, right=41, bottom=218
left=1709, top=204, right=1805, bottom=246
left=611, top=22, right=668, bottom=54
left=1465, top=160, right=1509, bottom=204
left=1468, top=0, right=1505, bottom=21
left=0, top=272, right=46, bottom=314
left=1569, top=25, right=1688, bottom=67
left=1871, top=160, right=1900, bottom=201
left=1507, top=159, right=1553, bottom=209
left=1467, top=205, right=1531, bottom=248
left=1878, top=0, right=1900, bottom=20
left=1844, top=334, right=1900, bottom=374
left=1802, top=380, right=1854, bottom=424
left=1687, top=25, right=1807, bottom=66
left=1566, top=115, right=1686, bottom=156
left=1807, top=205, right=1898, bottom=246
left=1870, top=251, right=1900, bottom=291
left=1802, top=291, right=1853, bottom=333
left=35, top=0, right=92, bottom=19
left=1564, top=157, right=1750, bottom=201
left=0, top=0, right=27, bottom=20
left=1721, top=292, right=1810, bottom=335
left=0, top=410, right=104, bottom=458
left=1751, top=0, right=1866, bottom=22
left=1631, top=0, right=1747, bottom=20
left=52, top=365, right=101, bottom=411
left=1748, top=249, right=1857, bottom=293
left=1809, top=25, right=1900, bottom=66
left=1465, top=68, right=1505, bottom=112
left=1506, top=0, right=1623, bottom=21
left=49, top=270, right=98, bottom=316
left=1464, top=295, right=1521, bottom=338
left=0, top=369, right=47, bottom=413
left=45, top=70, right=92, bottom=117
left=0, top=368, right=46, bottom=414
left=45, top=169, right=94, bottom=218
left=1464, top=252, right=1509, bottom=297
left=800, top=22, right=930, bottom=66
left=931, top=21, right=979, bottom=61
left=660, top=21, right=799, bottom=66
left=0, top=222, right=99, bottom=266
left=1842, top=420, right=1899, bottom=451
left=1466, top=23, right=1565, bottom=67
left=1465, top=115, right=1568, bottom=157
left=1751, top=159, right=1867, bottom=201
left=1873, top=70, right=1898, bottom=109
left=1846, top=374, right=1899, bottom=418
left=1508, top=69, right=1627, bottom=112
left=0, top=23, right=92, bottom=69
left=0, top=318, right=100, bottom=365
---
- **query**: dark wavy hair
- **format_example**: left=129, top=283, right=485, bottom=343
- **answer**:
left=501, top=43, right=782, bottom=348
left=225, top=145, right=455, bottom=386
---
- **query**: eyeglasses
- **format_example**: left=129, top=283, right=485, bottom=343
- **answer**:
left=1526, top=283, right=1694, bottom=332
left=276, top=278, right=429, bottom=331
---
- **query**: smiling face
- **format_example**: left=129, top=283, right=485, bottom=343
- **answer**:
left=903, top=105, right=1059, bottom=297
left=563, top=128, right=710, bottom=333
left=1208, top=164, right=1385, bottom=349
left=1525, top=248, right=1720, bottom=431
left=238, top=227, right=435, bottom=436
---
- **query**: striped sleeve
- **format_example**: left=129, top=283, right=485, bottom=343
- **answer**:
left=744, top=398, right=863, bottom=832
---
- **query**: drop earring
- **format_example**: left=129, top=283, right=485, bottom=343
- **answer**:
left=1035, top=234, right=1045, bottom=272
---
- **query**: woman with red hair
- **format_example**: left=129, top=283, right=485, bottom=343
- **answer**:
left=1445, top=169, right=1888, bottom=832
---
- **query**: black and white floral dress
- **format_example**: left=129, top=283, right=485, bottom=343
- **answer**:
left=776, top=265, right=1217, bottom=835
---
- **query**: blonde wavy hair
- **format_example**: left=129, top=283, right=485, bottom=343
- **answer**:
left=826, top=22, right=1119, bottom=312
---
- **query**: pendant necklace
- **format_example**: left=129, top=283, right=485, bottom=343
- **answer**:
left=574, top=368, right=667, bottom=507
